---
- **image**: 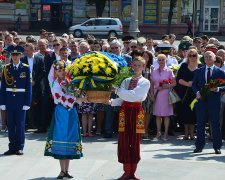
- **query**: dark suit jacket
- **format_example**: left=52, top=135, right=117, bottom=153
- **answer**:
left=42, top=52, right=57, bottom=95
left=192, top=65, right=225, bottom=102
left=21, top=54, right=45, bottom=101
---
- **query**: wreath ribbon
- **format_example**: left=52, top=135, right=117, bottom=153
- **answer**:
left=71, top=75, right=114, bottom=89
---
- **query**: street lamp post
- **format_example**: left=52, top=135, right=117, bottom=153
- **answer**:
left=128, top=0, right=140, bottom=38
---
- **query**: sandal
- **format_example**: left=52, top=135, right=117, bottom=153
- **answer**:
left=57, top=171, right=65, bottom=179
left=88, top=133, right=94, bottom=137
left=190, top=137, right=195, bottom=140
left=183, top=136, right=189, bottom=140
left=82, top=133, right=88, bottom=137
left=65, top=171, right=73, bottom=179
left=142, top=133, right=149, bottom=139
left=1, top=126, right=7, bottom=132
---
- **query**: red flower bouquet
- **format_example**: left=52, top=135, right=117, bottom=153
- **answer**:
left=190, top=78, right=225, bottom=110
left=0, top=54, right=6, bottom=73
left=159, top=79, right=173, bottom=87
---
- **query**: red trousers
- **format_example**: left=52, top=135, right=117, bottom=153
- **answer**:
left=118, top=102, right=142, bottom=163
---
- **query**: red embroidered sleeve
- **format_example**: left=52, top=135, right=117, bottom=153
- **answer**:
left=68, top=98, right=74, bottom=104
left=61, top=96, right=66, bottom=102
left=55, top=93, right=60, bottom=99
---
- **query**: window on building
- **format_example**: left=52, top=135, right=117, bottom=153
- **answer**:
left=181, top=0, right=194, bottom=23
left=204, top=0, right=219, bottom=6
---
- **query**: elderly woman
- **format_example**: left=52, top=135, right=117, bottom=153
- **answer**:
left=150, top=54, right=176, bottom=141
left=45, top=60, right=86, bottom=179
left=176, top=49, right=202, bottom=140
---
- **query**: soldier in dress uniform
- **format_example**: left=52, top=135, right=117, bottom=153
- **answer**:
left=0, top=45, right=32, bottom=155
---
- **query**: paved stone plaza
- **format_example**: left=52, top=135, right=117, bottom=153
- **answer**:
left=0, top=131, right=225, bottom=180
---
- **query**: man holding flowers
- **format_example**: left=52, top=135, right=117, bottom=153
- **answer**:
left=192, top=51, right=225, bottom=154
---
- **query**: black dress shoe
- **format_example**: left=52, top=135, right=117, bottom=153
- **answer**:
left=214, top=149, right=221, bottom=154
left=193, top=148, right=202, bottom=153
left=15, top=150, right=23, bottom=155
left=4, top=150, right=16, bottom=155
left=34, top=129, right=47, bottom=133
left=102, top=133, right=112, bottom=138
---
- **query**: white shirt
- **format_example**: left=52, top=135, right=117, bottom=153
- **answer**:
left=205, top=65, right=214, bottom=82
left=147, top=47, right=155, bottom=54
left=13, top=62, right=20, bottom=69
left=27, top=55, right=34, bottom=73
left=111, top=76, right=150, bottom=106
left=51, top=78, right=81, bottom=108
left=179, top=58, right=187, bottom=66
left=55, top=53, right=61, bottom=60
left=221, top=63, right=225, bottom=72
left=153, top=55, right=178, bottom=69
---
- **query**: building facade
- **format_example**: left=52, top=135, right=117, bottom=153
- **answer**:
left=0, top=0, right=224, bottom=35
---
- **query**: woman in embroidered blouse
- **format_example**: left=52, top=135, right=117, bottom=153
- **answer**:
left=111, top=56, right=150, bottom=180
left=150, top=54, right=176, bottom=141
left=44, top=60, right=86, bottom=179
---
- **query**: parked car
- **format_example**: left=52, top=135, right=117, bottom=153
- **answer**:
left=69, top=17, right=123, bottom=38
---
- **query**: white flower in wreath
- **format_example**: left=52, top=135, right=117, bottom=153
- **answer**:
left=76, top=151, right=81, bottom=155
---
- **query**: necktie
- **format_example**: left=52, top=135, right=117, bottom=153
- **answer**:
left=207, top=68, right=211, bottom=83
left=14, top=66, right=17, bottom=71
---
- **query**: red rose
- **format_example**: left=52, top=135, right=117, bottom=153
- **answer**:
left=0, top=55, right=6, bottom=61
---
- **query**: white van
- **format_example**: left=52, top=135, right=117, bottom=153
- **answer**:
left=69, top=17, right=123, bottom=38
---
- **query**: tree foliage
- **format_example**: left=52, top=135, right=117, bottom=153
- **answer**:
left=87, top=0, right=107, bottom=17
left=167, top=0, right=177, bottom=34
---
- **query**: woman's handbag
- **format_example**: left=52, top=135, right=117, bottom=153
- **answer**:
left=168, top=88, right=181, bottom=104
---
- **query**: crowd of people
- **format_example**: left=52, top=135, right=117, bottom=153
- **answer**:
left=1, top=29, right=225, bottom=179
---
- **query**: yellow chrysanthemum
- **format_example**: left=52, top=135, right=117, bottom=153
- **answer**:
left=81, top=56, right=87, bottom=61
left=99, top=63, right=106, bottom=68
left=87, top=59, right=93, bottom=62
left=83, top=67, right=90, bottom=73
left=105, top=67, right=112, bottom=75
left=92, top=62, right=98, bottom=66
left=92, top=66, right=100, bottom=73
left=98, top=58, right=104, bottom=63
left=73, top=67, right=79, bottom=75
left=65, top=65, right=71, bottom=72
left=77, top=63, right=84, bottom=69
left=83, top=63, right=89, bottom=67
left=75, top=59, right=81, bottom=64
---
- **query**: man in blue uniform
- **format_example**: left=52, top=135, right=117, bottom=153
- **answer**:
left=0, top=45, right=32, bottom=155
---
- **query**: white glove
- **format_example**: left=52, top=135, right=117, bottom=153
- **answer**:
left=0, top=105, right=6, bottom=110
left=22, top=106, right=30, bottom=110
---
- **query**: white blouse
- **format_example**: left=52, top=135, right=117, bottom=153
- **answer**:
left=111, top=76, right=150, bottom=106
left=51, top=79, right=79, bottom=109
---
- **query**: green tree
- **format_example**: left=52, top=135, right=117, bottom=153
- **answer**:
left=87, top=0, right=107, bottom=17
left=167, top=0, right=177, bottom=34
